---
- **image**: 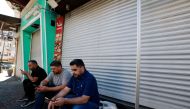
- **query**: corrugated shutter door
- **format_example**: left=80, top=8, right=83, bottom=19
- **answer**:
left=62, top=0, right=137, bottom=102
left=31, top=30, right=42, bottom=67
left=140, top=0, right=190, bottom=109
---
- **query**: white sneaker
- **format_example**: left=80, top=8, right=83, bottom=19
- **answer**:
left=17, top=96, right=28, bottom=102
left=20, top=100, right=35, bottom=107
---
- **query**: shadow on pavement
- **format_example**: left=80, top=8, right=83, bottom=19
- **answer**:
left=0, top=76, right=34, bottom=109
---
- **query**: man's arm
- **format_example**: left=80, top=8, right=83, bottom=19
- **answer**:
left=53, top=95, right=90, bottom=106
left=53, top=87, right=71, bottom=99
left=52, top=87, right=90, bottom=106
left=27, top=73, right=38, bottom=82
left=62, top=76, right=97, bottom=105
left=46, top=84, right=66, bottom=92
left=64, top=95, right=90, bottom=104
left=37, top=84, right=66, bottom=92
left=48, top=87, right=71, bottom=108
left=40, top=79, right=49, bottom=86
left=21, top=70, right=38, bottom=82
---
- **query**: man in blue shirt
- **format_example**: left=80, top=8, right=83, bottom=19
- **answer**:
left=48, top=59, right=100, bottom=109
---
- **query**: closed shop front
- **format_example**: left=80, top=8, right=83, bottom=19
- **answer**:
left=62, top=0, right=137, bottom=103
left=140, top=0, right=190, bottom=109
left=61, top=0, right=190, bottom=109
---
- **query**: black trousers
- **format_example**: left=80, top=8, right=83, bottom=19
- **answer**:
left=23, top=79, right=35, bottom=100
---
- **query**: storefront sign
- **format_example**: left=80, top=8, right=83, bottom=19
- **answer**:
left=54, top=16, right=64, bottom=61
left=25, top=5, right=41, bottom=20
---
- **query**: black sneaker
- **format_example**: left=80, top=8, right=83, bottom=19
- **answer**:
left=20, top=100, right=35, bottom=107
left=17, top=96, right=28, bottom=102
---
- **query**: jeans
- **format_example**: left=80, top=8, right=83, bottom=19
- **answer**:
left=61, top=94, right=99, bottom=109
left=34, top=83, right=58, bottom=109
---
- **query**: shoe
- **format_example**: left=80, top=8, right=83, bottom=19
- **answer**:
left=17, top=96, right=28, bottom=102
left=20, top=100, right=35, bottom=107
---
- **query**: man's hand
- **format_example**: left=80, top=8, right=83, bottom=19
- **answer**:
left=21, top=70, right=38, bottom=82
left=48, top=101, right=55, bottom=109
left=53, top=97, right=65, bottom=106
left=20, top=70, right=28, bottom=75
left=51, top=95, right=62, bottom=101
left=51, top=96, right=57, bottom=102
left=36, top=86, right=48, bottom=92
left=40, top=80, right=48, bottom=86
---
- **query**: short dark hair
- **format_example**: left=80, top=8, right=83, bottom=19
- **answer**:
left=50, top=60, right=62, bottom=67
left=28, top=60, right=38, bottom=65
left=70, top=59, right=85, bottom=67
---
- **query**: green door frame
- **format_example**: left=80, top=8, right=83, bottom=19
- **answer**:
left=20, top=0, right=57, bottom=73
left=21, top=14, right=44, bottom=71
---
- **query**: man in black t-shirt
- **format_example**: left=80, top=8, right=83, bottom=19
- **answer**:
left=17, top=60, right=47, bottom=108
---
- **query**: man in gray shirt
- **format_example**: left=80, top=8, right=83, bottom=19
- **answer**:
left=34, top=60, right=72, bottom=109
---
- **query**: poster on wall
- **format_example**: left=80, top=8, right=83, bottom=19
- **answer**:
left=54, top=16, right=64, bottom=61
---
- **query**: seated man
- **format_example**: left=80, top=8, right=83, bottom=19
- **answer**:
left=34, top=60, right=72, bottom=109
left=48, top=59, right=100, bottom=109
left=18, top=60, right=47, bottom=108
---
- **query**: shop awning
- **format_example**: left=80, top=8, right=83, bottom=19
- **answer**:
left=0, top=14, right=21, bottom=31
left=7, top=0, right=91, bottom=15
left=55, top=0, right=91, bottom=15
left=6, top=0, right=29, bottom=11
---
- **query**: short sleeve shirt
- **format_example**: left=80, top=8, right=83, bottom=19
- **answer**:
left=31, top=66, right=47, bottom=85
left=46, top=69, right=72, bottom=86
left=67, top=70, right=100, bottom=105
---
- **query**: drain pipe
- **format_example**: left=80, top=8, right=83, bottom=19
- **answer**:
left=135, top=0, right=141, bottom=109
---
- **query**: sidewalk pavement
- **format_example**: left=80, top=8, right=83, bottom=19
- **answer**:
left=0, top=71, right=34, bottom=109
left=0, top=71, right=132, bottom=109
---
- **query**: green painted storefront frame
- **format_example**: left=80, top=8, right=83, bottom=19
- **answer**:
left=20, top=0, right=57, bottom=73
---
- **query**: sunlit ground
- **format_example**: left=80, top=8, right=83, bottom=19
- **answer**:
left=0, top=70, right=11, bottom=82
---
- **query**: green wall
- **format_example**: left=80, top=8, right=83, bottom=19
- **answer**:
left=22, top=31, right=31, bottom=71
left=45, top=10, right=57, bottom=72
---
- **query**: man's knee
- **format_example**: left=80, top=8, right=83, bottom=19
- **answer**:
left=72, top=104, right=87, bottom=109
left=64, top=94, right=76, bottom=99
left=34, top=92, right=46, bottom=108
left=72, top=102, right=99, bottom=109
left=23, top=79, right=33, bottom=89
left=23, top=79, right=30, bottom=84
left=36, top=92, right=45, bottom=100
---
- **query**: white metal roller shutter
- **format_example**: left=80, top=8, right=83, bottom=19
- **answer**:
left=62, top=0, right=137, bottom=102
left=31, top=30, right=42, bottom=67
left=140, top=0, right=190, bottom=109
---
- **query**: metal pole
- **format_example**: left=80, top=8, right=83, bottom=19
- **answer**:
left=1, top=32, right=6, bottom=66
left=0, top=22, right=4, bottom=29
left=13, top=37, right=18, bottom=76
left=0, top=22, right=4, bottom=72
left=135, top=0, right=141, bottom=109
